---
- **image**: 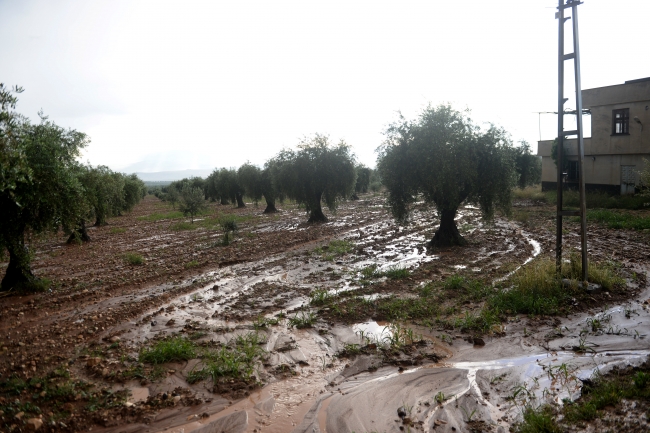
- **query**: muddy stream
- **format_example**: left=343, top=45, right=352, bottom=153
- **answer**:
left=86, top=206, right=649, bottom=433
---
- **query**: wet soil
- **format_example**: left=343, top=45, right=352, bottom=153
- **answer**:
left=0, top=195, right=649, bottom=432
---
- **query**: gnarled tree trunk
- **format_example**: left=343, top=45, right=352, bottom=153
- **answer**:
left=307, top=191, right=327, bottom=223
left=236, top=192, right=246, bottom=208
left=1, top=232, right=36, bottom=292
left=263, top=195, right=278, bottom=213
left=220, top=196, right=229, bottom=205
left=67, top=220, right=91, bottom=244
left=430, top=209, right=466, bottom=248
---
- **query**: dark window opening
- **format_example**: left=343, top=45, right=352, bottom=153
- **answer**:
left=612, top=108, right=629, bottom=135
left=568, top=160, right=579, bottom=182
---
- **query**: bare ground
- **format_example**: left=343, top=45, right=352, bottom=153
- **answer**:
left=0, top=194, right=649, bottom=433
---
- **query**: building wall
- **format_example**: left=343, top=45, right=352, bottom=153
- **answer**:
left=537, top=79, right=650, bottom=193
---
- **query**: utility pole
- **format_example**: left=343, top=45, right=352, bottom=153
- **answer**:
left=556, top=0, right=588, bottom=282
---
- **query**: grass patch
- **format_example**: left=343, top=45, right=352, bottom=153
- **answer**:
left=109, top=227, right=126, bottom=234
left=315, top=239, right=354, bottom=261
left=309, top=288, right=334, bottom=306
left=186, top=332, right=265, bottom=384
left=288, top=310, right=317, bottom=328
left=584, top=209, right=650, bottom=230
left=184, top=260, right=199, bottom=269
left=123, top=252, right=145, bottom=266
left=513, top=185, right=547, bottom=202
left=381, top=266, right=410, bottom=279
left=171, top=221, right=196, bottom=231
left=516, top=363, right=650, bottom=431
left=139, top=336, right=196, bottom=364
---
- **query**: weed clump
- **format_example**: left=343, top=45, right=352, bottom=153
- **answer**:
left=314, top=239, right=354, bottom=261
left=139, top=336, right=196, bottom=364
left=123, top=252, right=145, bottom=265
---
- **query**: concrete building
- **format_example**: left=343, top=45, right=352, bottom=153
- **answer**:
left=538, top=77, right=650, bottom=194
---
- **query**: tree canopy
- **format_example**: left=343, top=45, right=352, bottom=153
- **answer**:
left=0, top=85, right=88, bottom=290
left=377, top=104, right=516, bottom=247
left=273, top=134, right=356, bottom=222
left=513, top=141, right=541, bottom=189
left=238, top=162, right=278, bottom=213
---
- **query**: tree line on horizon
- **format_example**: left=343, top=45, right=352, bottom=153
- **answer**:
left=1, top=84, right=539, bottom=293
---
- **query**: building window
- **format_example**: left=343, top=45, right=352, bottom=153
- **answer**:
left=612, top=108, right=629, bottom=135
left=568, top=160, right=579, bottom=182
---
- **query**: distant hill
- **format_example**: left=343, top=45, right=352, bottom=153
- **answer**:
left=134, top=169, right=213, bottom=182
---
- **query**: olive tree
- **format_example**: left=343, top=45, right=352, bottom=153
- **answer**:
left=0, top=86, right=88, bottom=291
left=238, top=162, right=278, bottom=213
left=273, top=134, right=356, bottom=222
left=513, top=141, right=541, bottom=189
left=179, top=186, right=207, bottom=223
left=377, top=104, right=516, bottom=247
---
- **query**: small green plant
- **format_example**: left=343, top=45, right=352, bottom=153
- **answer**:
left=315, top=239, right=354, bottom=261
left=309, top=288, right=333, bottom=306
left=139, top=336, right=196, bottom=364
left=288, top=310, right=317, bottom=328
left=360, top=264, right=379, bottom=279
left=123, top=252, right=145, bottom=265
left=461, top=407, right=477, bottom=422
left=171, top=221, right=195, bottom=231
left=434, top=391, right=448, bottom=405
left=381, top=266, right=410, bottom=280
left=109, top=227, right=126, bottom=234
left=219, top=215, right=239, bottom=245
left=184, top=260, right=199, bottom=269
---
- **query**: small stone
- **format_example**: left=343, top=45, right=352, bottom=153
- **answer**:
left=201, top=412, right=209, bottom=419
left=86, top=357, right=101, bottom=367
left=15, top=411, right=25, bottom=420
left=109, top=336, right=121, bottom=343
left=186, top=414, right=198, bottom=421
left=125, top=402, right=134, bottom=407
left=26, top=418, right=43, bottom=431
left=473, top=337, right=485, bottom=346
left=102, top=368, right=110, bottom=377
left=173, top=395, right=181, bottom=404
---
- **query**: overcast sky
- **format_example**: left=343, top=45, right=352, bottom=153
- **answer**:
left=2, top=0, right=649, bottom=173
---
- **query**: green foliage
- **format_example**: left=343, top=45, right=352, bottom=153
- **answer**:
left=1, top=86, right=89, bottom=291
left=139, top=336, right=196, bottom=364
left=272, top=134, right=357, bottom=222
left=187, top=332, right=265, bottom=384
left=377, top=104, right=516, bottom=246
left=206, top=168, right=244, bottom=206
left=123, top=252, right=145, bottom=265
left=488, top=259, right=570, bottom=316
left=178, top=185, right=207, bottom=223
left=585, top=209, right=650, bottom=230
left=515, top=405, right=562, bottom=433
left=314, top=239, right=354, bottom=260
left=355, top=164, right=372, bottom=193
left=381, top=266, right=410, bottom=279
left=512, top=141, right=541, bottom=189
left=288, top=310, right=317, bottom=328
left=184, top=260, right=199, bottom=268
left=219, top=214, right=239, bottom=245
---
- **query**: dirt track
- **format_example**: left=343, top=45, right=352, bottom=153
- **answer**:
left=1, top=194, right=649, bottom=432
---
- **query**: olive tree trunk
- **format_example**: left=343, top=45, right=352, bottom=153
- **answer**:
left=1, top=232, right=36, bottom=291
left=236, top=192, right=246, bottom=208
left=263, top=194, right=278, bottom=213
left=430, top=209, right=466, bottom=247
left=307, top=191, right=328, bottom=223
left=67, top=220, right=91, bottom=244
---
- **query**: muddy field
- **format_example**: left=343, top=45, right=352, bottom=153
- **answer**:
left=1, top=194, right=650, bottom=433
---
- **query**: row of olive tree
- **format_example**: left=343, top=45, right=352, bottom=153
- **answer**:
left=188, top=134, right=360, bottom=222
left=0, top=85, right=146, bottom=291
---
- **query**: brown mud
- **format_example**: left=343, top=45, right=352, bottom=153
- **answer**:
left=0, top=195, right=649, bottom=432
